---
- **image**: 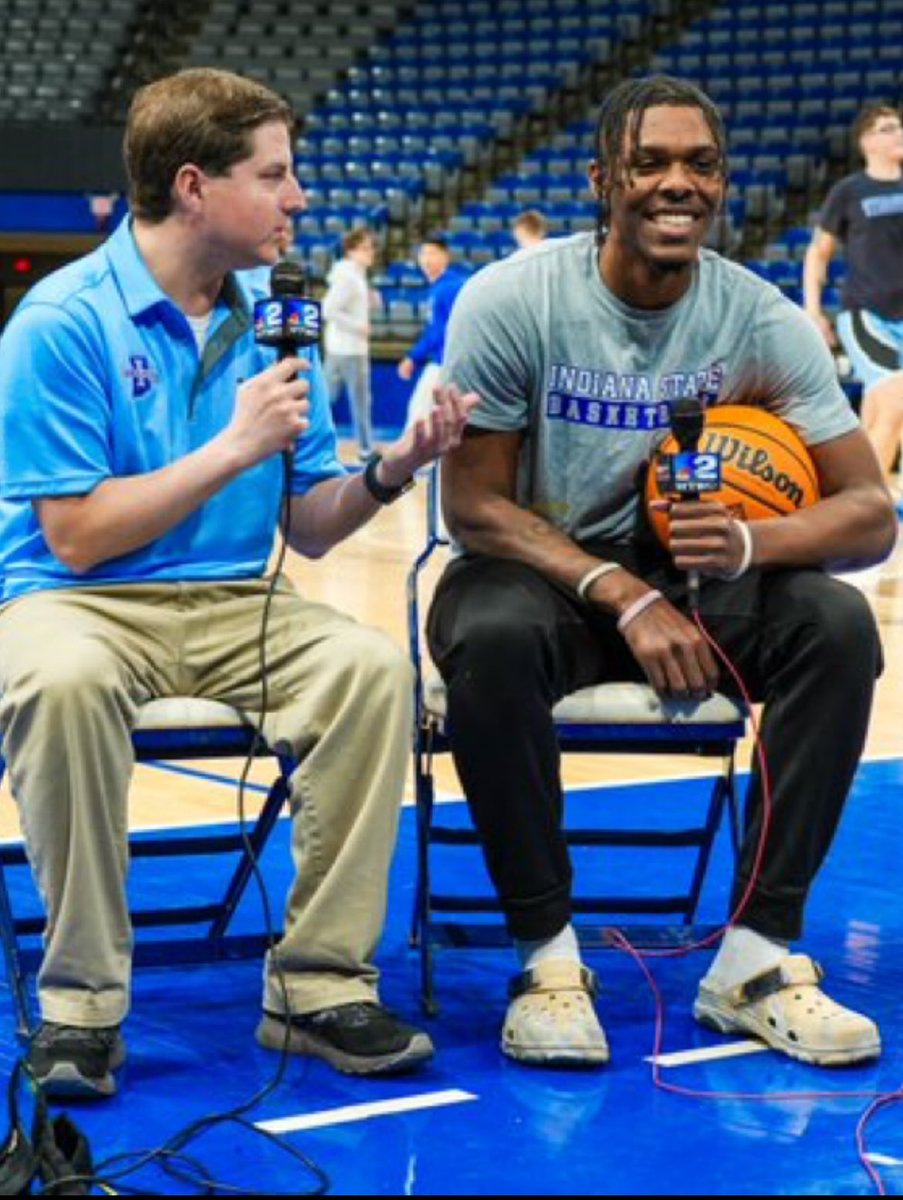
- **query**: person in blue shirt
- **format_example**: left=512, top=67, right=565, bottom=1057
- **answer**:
left=0, top=67, right=477, bottom=1100
left=398, top=234, right=471, bottom=430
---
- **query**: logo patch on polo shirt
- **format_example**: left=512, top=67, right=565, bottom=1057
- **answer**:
left=123, top=355, right=159, bottom=398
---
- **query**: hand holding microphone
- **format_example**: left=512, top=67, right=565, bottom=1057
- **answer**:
left=661, top=396, right=722, bottom=613
left=616, top=396, right=724, bottom=696
left=252, top=262, right=322, bottom=465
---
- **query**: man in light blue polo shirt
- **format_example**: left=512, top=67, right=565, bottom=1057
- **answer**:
left=0, top=67, right=477, bottom=1099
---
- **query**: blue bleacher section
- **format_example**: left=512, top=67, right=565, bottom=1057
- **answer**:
left=377, top=0, right=901, bottom=357
left=652, top=0, right=903, bottom=208
left=0, top=0, right=140, bottom=123
left=299, top=0, right=662, bottom=337
left=1, top=0, right=899, bottom=375
left=647, top=0, right=900, bottom=400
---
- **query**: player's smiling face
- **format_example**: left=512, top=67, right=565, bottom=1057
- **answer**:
left=593, top=105, right=726, bottom=304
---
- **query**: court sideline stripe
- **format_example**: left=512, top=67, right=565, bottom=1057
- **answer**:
left=256, top=1087, right=477, bottom=1134
left=645, top=1040, right=769, bottom=1067
left=5, top=756, right=900, bottom=840
left=139, top=751, right=903, bottom=804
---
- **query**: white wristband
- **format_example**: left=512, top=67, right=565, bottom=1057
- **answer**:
left=616, top=589, right=664, bottom=635
left=722, top=520, right=754, bottom=581
left=576, top=561, right=624, bottom=601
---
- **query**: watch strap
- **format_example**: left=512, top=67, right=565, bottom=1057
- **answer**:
left=362, top=453, right=415, bottom=505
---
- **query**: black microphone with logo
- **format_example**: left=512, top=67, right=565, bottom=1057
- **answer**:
left=252, top=260, right=322, bottom=471
left=665, top=396, right=722, bottom=613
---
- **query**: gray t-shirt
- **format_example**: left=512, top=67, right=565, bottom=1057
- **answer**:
left=443, top=232, right=857, bottom=546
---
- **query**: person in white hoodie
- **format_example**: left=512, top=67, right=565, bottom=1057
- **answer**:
left=323, top=228, right=379, bottom=460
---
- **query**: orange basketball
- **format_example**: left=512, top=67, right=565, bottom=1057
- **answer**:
left=645, top=405, right=820, bottom=547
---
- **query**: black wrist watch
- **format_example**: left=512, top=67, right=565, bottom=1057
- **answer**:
left=362, top=453, right=416, bottom=505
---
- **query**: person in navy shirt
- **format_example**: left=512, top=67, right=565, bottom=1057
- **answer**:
left=804, top=103, right=903, bottom=492
left=0, top=67, right=477, bottom=1098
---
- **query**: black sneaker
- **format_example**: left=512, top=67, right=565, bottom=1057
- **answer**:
left=27, top=1022, right=126, bottom=1100
left=256, top=1001, right=434, bottom=1076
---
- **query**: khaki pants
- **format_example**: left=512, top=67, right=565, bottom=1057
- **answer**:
left=0, top=579, right=412, bottom=1028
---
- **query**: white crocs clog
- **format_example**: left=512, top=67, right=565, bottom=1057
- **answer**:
left=693, top=953, right=881, bottom=1066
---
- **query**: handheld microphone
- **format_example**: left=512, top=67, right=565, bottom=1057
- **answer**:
left=669, top=395, right=705, bottom=457
left=667, top=396, right=715, bottom=613
left=253, top=261, right=322, bottom=470
left=253, top=260, right=322, bottom=359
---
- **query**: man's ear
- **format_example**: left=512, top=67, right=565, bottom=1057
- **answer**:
left=172, top=163, right=205, bottom=213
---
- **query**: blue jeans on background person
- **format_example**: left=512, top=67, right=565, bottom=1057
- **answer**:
left=325, top=354, right=373, bottom=460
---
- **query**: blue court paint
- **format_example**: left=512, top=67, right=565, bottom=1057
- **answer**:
left=2, top=759, right=902, bottom=1194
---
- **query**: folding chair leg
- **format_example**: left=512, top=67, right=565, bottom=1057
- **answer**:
left=207, top=762, right=293, bottom=943
left=408, top=793, right=423, bottom=949
left=0, top=747, right=296, bottom=1029
left=726, top=757, right=742, bottom=858
left=0, top=851, right=35, bottom=1041
left=411, top=739, right=440, bottom=1016
left=420, top=942, right=438, bottom=1017
left=682, top=754, right=734, bottom=926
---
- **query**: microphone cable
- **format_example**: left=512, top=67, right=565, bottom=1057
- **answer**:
left=607, top=608, right=892, bottom=1196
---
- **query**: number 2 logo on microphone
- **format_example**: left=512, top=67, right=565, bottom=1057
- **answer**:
left=254, top=301, right=285, bottom=343
left=287, top=301, right=321, bottom=340
left=668, top=451, right=722, bottom=495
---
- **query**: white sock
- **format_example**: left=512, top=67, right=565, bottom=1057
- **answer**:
left=702, top=925, right=790, bottom=991
left=515, top=924, right=581, bottom=972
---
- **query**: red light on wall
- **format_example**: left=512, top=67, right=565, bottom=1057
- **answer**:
left=12, top=257, right=33, bottom=275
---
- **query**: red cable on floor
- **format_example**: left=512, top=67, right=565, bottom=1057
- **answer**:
left=607, top=610, right=894, bottom=1194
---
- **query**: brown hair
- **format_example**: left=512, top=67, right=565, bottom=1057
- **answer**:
left=124, top=68, right=294, bottom=222
left=343, top=227, right=375, bottom=254
left=852, top=102, right=900, bottom=155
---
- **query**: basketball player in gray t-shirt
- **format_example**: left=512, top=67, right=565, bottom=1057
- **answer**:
left=429, top=75, right=895, bottom=1071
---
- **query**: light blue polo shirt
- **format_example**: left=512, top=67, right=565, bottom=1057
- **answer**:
left=0, top=216, right=346, bottom=600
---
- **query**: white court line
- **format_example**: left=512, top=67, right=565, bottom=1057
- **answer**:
left=562, top=751, right=903, bottom=795
left=866, top=1154, right=903, bottom=1167
left=24, top=751, right=895, bottom=838
left=256, top=1087, right=477, bottom=1134
left=645, top=1040, right=770, bottom=1067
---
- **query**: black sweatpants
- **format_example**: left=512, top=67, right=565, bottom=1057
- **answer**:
left=426, top=552, right=883, bottom=943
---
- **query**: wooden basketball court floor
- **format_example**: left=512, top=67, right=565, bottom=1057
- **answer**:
left=2, top=447, right=903, bottom=1195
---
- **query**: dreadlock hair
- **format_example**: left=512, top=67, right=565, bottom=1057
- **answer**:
left=592, top=74, right=728, bottom=244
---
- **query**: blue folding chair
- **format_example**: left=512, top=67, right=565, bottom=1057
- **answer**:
left=0, top=697, right=299, bottom=1041
left=407, top=468, right=746, bottom=1013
